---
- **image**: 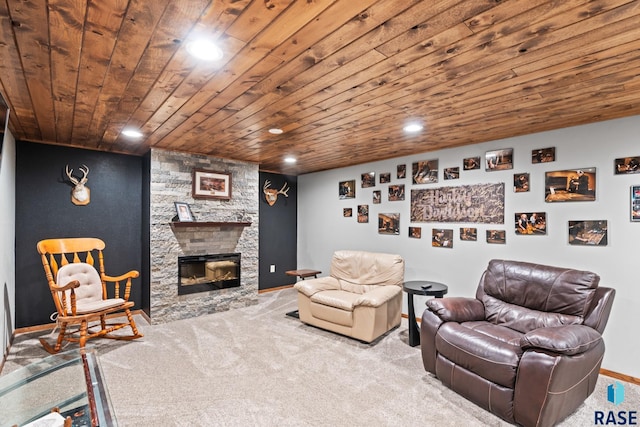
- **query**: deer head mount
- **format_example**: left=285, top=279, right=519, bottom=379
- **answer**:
left=263, top=180, right=290, bottom=206
left=65, top=164, right=90, bottom=205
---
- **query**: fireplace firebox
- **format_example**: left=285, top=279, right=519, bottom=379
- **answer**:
left=178, top=253, right=241, bottom=295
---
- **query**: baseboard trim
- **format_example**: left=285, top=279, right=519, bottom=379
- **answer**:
left=258, top=284, right=294, bottom=294
left=599, top=368, right=640, bottom=386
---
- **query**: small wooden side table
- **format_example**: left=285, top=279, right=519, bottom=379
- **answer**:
left=285, top=269, right=321, bottom=318
left=285, top=269, right=321, bottom=280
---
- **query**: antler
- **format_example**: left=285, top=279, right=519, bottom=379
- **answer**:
left=263, top=180, right=271, bottom=193
left=78, top=164, right=89, bottom=184
left=278, top=182, right=290, bottom=197
left=65, top=165, right=79, bottom=185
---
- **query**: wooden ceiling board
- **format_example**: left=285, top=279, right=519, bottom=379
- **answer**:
left=0, top=0, right=639, bottom=175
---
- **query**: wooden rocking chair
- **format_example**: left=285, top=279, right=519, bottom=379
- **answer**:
left=36, top=238, right=143, bottom=354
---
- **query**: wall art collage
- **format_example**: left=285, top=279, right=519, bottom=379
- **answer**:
left=339, top=148, right=640, bottom=247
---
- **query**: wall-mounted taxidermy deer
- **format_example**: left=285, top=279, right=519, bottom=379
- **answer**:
left=65, top=164, right=90, bottom=205
left=263, top=180, right=290, bottom=206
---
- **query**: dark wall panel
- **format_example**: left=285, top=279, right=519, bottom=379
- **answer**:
left=259, top=172, right=297, bottom=290
left=15, top=141, right=146, bottom=327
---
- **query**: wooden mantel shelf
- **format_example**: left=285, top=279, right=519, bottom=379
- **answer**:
left=170, top=221, right=252, bottom=229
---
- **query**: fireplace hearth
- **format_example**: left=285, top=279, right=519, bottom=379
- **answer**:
left=178, top=253, right=241, bottom=295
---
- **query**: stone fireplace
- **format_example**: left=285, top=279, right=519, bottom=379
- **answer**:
left=149, top=149, right=259, bottom=324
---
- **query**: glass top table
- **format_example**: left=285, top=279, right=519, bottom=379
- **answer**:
left=0, top=347, right=114, bottom=426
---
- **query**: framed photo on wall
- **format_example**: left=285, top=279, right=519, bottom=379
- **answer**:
left=460, top=228, right=477, bottom=241
left=361, top=172, right=376, bottom=188
left=486, top=230, right=506, bottom=244
left=532, top=147, right=555, bottom=163
left=412, top=159, right=438, bottom=184
left=339, top=180, right=356, bottom=199
left=409, top=227, right=421, bottom=238
left=192, top=169, right=232, bottom=200
left=378, top=213, right=399, bottom=235
left=357, top=205, right=369, bottom=223
left=432, top=229, right=453, bottom=248
left=545, top=168, right=596, bottom=202
left=388, top=184, right=405, bottom=201
left=514, top=173, right=529, bottom=192
left=485, top=148, right=513, bottom=171
left=568, top=220, right=607, bottom=246
left=615, top=156, right=640, bottom=174
left=463, top=156, right=480, bottom=170
left=631, top=186, right=640, bottom=221
left=515, top=212, right=546, bottom=235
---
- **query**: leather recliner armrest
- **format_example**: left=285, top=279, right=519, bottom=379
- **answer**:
left=520, top=325, right=602, bottom=356
left=426, top=297, right=485, bottom=322
left=354, top=286, right=401, bottom=308
left=293, top=277, right=340, bottom=297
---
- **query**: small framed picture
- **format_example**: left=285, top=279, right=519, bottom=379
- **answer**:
left=378, top=213, right=400, bottom=235
left=485, top=148, right=513, bottom=171
left=545, top=168, right=596, bottom=202
left=631, top=186, right=640, bottom=222
left=514, top=173, right=530, bottom=192
left=388, top=184, right=405, bottom=201
left=463, top=156, right=481, bottom=170
left=174, top=202, right=195, bottom=222
left=486, top=230, right=506, bottom=244
left=444, top=167, right=459, bottom=180
left=532, top=147, right=556, bottom=163
left=568, top=220, right=607, bottom=246
left=357, top=205, right=369, bottom=223
left=397, top=164, right=407, bottom=179
left=372, top=190, right=381, bottom=204
left=460, top=227, right=477, bottom=241
left=192, top=169, right=232, bottom=200
left=432, top=229, right=453, bottom=248
left=409, top=227, right=421, bottom=238
left=412, top=159, right=438, bottom=184
left=339, top=180, right=356, bottom=199
left=380, top=172, right=391, bottom=183
left=343, top=208, right=353, bottom=217
left=615, top=156, right=640, bottom=174
left=515, top=212, right=546, bottom=235
left=361, top=172, right=376, bottom=188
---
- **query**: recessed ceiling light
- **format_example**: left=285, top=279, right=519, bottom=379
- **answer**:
left=186, top=39, right=223, bottom=61
left=122, top=128, right=143, bottom=138
left=269, top=128, right=284, bottom=135
left=403, top=123, right=424, bottom=133
left=284, top=157, right=297, bottom=164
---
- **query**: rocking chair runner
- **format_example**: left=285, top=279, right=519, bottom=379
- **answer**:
left=36, top=238, right=143, bottom=354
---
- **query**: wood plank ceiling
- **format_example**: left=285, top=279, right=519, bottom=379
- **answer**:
left=0, top=0, right=639, bottom=175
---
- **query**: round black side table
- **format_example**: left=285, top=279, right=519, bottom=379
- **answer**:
left=402, top=281, right=448, bottom=347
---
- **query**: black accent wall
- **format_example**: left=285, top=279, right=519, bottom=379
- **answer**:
left=259, top=172, right=297, bottom=290
left=15, top=141, right=148, bottom=327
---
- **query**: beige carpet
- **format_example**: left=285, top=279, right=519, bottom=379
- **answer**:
left=3, top=288, right=639, bottom=426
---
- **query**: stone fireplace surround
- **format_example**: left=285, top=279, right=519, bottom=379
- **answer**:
left=150, top=149, right=259, bottom=324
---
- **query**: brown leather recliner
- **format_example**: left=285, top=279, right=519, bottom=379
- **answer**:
left=421, top=259, right=615, bottom=427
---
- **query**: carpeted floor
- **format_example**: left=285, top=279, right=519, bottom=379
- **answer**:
left=2, top=288, right=639, bottom=426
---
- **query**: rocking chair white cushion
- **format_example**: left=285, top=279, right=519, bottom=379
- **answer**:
left=57, top=263, right=125, bottom=314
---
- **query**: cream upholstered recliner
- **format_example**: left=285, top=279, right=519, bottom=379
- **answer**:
left=294, top=250, right=404, bottom=343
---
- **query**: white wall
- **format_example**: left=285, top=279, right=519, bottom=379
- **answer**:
left=298, top=115, right=640, bottom=378
left=0, top=129, right=16, bottom=361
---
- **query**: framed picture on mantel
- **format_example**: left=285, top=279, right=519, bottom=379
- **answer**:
left=192, top=169, right=232, bottom=200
